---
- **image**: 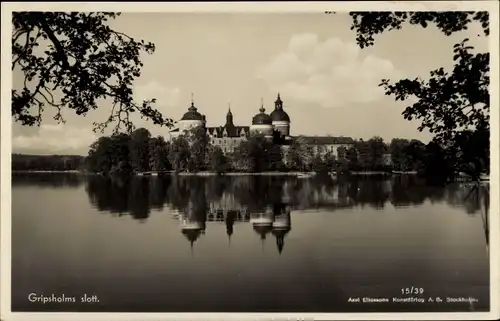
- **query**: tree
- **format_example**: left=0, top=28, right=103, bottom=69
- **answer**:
left=267, top=144, right=285, bottom=171
left=208, top=146, right=230, bottom=174
left=404, top=139, right=426, bottom=172
left=12, top=12, right=174, bottom=133
left=367, top=136, right=387, bottom=170
left=87, top=136, right=114, bottom=174
left=168, top=136, right=190, bottom=173
left=422, top=141, right=455, bottom=184
left=286, top=139, right=305, bottom=171
left=289, top=136, right=315, bottom=171
left=345, top=145, right=359, bottom=170
left=233, top=135, right=268, bottom=172
left=185, top=127, right=210, bottom=172
left=348, top=12, right=490, bottom=179
left=390, top=138, right=411, bottom=171
left=86, top=132, right=133, bottom=175
left=129, top=128, right=151, bottom=172
left=311, top=154, right=328, bottom=174
left=354, top=139, right=371, bottom=169
left=12, top=154, right=86, bottom=171
left=450, top=128, right=489, bottom=179
left=149, top=136, right=170, bottom=171
left=323, top=151, right=337, bottom=172
left=109, top=132, right=132, bottom=174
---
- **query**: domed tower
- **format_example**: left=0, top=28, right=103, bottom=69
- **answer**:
left=272, top=207, right=291, bottom=255
left=270, top=92, right=291, bottom=138
left=250, top=99, right=273, bottom=138
left=251, top=207, right=275, bottom=252
left=178, top=94, right=206, bottom=133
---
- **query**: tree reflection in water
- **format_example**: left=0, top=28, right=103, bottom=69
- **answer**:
left=84, top=175, right=489, bottom=253
left=12, top=173, right=84, bottom=188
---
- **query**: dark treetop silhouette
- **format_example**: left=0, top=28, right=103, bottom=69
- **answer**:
left=12, top=12, right=174, bottom=133
left=347, top=12, right=490, bottom=180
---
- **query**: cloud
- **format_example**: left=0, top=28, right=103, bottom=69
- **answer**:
left=256, top=33, right=401, bottom=107
left=12, top=124, right=97, bottom=155
left=134, top=81, right=181, bottom=107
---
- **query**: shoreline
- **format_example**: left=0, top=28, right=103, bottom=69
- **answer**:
left=11, top=170, right=489, bottom=182
left=12, top=170, right=83, bottom=174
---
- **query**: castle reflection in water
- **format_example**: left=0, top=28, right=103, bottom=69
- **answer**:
left=13, top=173, right=488, bottom=254
left=176, top=196, right=293, bottom=254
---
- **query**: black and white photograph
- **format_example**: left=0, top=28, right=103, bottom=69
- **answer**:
left=1, top=1, right=499, bottom=320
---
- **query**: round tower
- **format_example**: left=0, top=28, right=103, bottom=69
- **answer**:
left=178, top=94, right=205, bottom=133
left=250, top=99, right=273, bottom=138
left=269, top=92, right=290, bottom=137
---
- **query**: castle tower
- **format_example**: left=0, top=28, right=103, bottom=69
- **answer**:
left=178, top=93, right=205, bottom=133
left=250, top=98, right=273, bottom=138
left=271, top=208, right=291, bottom=255
left=269, top=92, right=291, bottom=138
left=226, top=103, right=234, bottom=127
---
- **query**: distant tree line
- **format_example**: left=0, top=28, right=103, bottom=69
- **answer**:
left=83, top=127, right=488, bottom=183
left=11, top=154, right=86, bottom=171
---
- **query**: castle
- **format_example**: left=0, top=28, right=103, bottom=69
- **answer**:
left=169, top=93, right=355, bottom=158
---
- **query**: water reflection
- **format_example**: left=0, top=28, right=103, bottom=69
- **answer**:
left=12, top=174, right=491, bottom=312
left=85, top=175, right=489, bottom=216
left=12, top=173, right=84, bottom=188
left=83, top=175, right=489, bottom=254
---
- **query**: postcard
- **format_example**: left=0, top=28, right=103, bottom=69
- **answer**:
left=1, top=1, right=499, bottom=320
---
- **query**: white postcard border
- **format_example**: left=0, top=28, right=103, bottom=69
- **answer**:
left=1, top=1, right=499, bottom=320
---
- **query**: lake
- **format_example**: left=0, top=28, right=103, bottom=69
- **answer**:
left=11, top=173, right=490, bottom=313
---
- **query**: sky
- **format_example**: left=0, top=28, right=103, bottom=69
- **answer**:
left=11, top=11, right=489, bottom=156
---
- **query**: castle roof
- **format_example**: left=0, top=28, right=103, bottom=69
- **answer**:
left=252, top=105, right=273, bottom=125
left=271, top=92, right=290, bottom=122
left=181, top=101, right=204, bottom=121
left=270, top=109, right=290, bottom=122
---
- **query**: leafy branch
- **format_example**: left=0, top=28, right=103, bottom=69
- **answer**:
left=348, top=11, right=490, bottom=178
left=12, top=11, right=174, bottom=134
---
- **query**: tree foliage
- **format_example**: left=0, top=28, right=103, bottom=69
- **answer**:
left=168, top=136, right=190, bottom=173
left=11, top=154, right=86, bottom=171
left=349, top=12, right=489, bottom=49
left=82, top=126, right=475, bottom=183
left=149, top=136, right=170, bottom=171
left=86, top=127, right=172, bottom=174
left=348, top=11, right=490, bottom=178
left=12, top=12, right=174, bottom=133
left=208, top=146, right=230, bottom=174
left=129, top=127, right=151, bottom=172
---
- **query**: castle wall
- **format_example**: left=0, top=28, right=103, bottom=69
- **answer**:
left=210, top=136, right=246, bottom=154
left=250, top=124, right=274, bottom=137
left=179, top=120, right=204, bottom=132
left=272, top=121, right=290, bottom=137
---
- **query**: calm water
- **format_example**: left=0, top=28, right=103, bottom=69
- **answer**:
left=11, top=174, right=490, bottom=312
